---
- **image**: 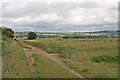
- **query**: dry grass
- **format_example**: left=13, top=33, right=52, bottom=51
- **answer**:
left=31, top=54, right=77, bottom=78
left=2, top=39, right=32, bottom=78
left=24, top=38, right=118, bottom=78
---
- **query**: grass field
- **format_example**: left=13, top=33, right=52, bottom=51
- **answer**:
left=31, top=54, right=77, bottom=78
left=2, top=39, right=32, bottom=78
left=25, top=38, right=118, bottom=78
left=2, top=39, right=77, bottom=78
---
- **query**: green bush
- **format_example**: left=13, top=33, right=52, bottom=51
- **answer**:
left=91, top=53, right=118, bottom=63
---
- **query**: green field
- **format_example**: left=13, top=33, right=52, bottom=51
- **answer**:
left=31, top=54, right=77, bottom=78
left=2, top=39, right=32, bottom=78
left=25, top=38, right=118, bottom=78
left=2, top=39, right=77, bottom=78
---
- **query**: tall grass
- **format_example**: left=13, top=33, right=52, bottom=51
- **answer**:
left=25, top=38, right=118, bottom=78
left=2, top=39, right=78, bottom=78
left=2, top=39, right=32, bottom=78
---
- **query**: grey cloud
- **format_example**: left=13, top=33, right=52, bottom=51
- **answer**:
left=1, top=1, right=118, bottom=32
left=2, top=2, right=99, bottom=18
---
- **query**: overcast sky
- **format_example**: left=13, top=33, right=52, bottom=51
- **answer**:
left=0, top=0, right=119, bottom=32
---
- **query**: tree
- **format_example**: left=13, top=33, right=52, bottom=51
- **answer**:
left=1, top=27, right=14, bottom=38
left=63, top=36, right=69, bottom=39
left=27, top=32, right=37, bottom=39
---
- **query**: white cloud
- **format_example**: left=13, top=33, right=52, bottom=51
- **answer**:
left=40, top=13, right=63, bottom=22
left=1, top=0, right=119, bottom=32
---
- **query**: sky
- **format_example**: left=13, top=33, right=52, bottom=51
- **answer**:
left=0, top=0, right=119, bottom=32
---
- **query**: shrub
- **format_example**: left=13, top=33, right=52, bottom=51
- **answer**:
left=91, top=53, right=118, bottom=63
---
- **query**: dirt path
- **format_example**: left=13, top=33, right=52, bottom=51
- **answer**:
left=21, top=43, right=86, bottom=80
left=22, top=48, right=35, bottom=72
left=22, top=46, right=42, bottom=72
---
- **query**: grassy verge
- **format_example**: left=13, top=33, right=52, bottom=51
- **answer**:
left=31, top=54, right=77, bottom=78
left=24, top=38, right=118, bottom=78
left=2, top=39, right=32, bottom=78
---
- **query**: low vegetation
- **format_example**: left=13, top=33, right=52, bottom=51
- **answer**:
left=1, top=27, right=118, bottom=78
left=91, top=53, right=118, bottom=63
left=2, top=38, right=78, bottom=78
left=25, top=38, right=118, bottom=78
left=2, top=39, right=32, bottom=78
left=31, top=54, right=77, bottom=78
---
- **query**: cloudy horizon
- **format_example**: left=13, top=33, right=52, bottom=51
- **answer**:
left=0, top=0, right=119, bottom=32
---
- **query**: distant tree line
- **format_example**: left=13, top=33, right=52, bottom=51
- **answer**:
left=14, top=30, right=119, bottom=39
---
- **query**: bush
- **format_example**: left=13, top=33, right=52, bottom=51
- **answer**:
left=91, top=53, right=118, bottom=63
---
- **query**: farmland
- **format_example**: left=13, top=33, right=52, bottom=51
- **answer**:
left=24, top=38, right=118, bottom=78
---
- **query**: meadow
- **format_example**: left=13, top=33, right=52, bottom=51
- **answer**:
left=2, top=39, right=77, bottom=78
left=31, top=54, right=77, bottom=78
left=24, top=38, right=118, bottom=78
left=2, top=39, right=32, bottom=78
